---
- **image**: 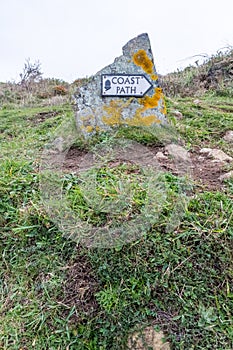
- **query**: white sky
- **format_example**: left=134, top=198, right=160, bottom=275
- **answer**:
left=1, top=0, right=233, bottom=82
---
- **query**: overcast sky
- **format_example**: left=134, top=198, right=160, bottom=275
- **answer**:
left=1, top=0, right=233, bottom=82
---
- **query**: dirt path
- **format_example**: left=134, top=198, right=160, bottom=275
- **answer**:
left=62, top=144, right=229, bottom=192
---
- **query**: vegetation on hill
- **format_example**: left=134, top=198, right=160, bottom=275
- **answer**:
left=161, top=46, right=233, bottom=98
left=0, top=52, right=233, bottom=349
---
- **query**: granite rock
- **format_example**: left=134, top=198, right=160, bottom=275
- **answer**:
left=223, top=130, right=233, bottom=143
left=219, top=170, right=233, bottom=181
left=200, top=148, right=233, bottom=163
left=164, top=143, right=192, bottom=175
left=74, top=33, right=167, bottom=138
left=165, top=144, right=190, bottom=163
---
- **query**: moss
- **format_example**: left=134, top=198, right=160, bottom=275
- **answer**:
left=133, top=50, right=154, bottom=75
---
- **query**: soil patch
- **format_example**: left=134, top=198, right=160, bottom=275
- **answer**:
left=31, top=110, right=61, bottom=124
left=62, top=146, right=88, bottom=172
left=62, top=145, right=228, bottom=191
left=190, top=151, right=226, bottom=191
left=59, top=252, right=99, bottom=323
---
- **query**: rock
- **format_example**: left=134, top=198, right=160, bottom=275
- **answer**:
left=193, top=99, right=201, bottom=104
left=74, top=33, right=167, bottom=138
left=210, top=150, right=232, bottom=162
left=155, top=151, right=168, bottom=160
left=223, top=130, right=233, bottom=143
left=199, top=148, right=212, bottom=154
left=165, top=143, right=192, bottom=175
left=173, top=110, right=183, bottom=119
left=200, top=148, right=233, bottom=162
left=127, top=327, right=170, bottom=350
left=219, top=170, right=233, bottom=181
left=52, top=136, right=65, bottom=152
left=165, top=144, right=190, bottom=162
left=211, top=159, right=225, bottom=164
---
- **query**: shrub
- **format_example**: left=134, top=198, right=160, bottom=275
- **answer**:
left=53, top=85, right=68, bottom=96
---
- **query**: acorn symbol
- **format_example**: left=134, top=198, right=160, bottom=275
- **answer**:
left=104, top=79, right=111, bottom=91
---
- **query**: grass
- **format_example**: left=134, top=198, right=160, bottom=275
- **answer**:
left=166, top=95, right=233, bottom=153
left=0, top=104, right=73, bottom=160
left=0, top=75, right=233, bottom=349
left=161, top=46, right=233, bottom=98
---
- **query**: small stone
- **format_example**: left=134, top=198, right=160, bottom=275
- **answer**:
left=223, top=130, right=233, bottom=143
left=211, top=159, right=225, bottom=165
left=52, top=136, right=65, bottom=152
left=165, top=144, right=190, bottom=162
left=127, top=327, right=170, bottom=350
left=165, top=143, right=192, bottom=175
left=200, top=148, right=233, bottom=162
left=155, top=151, right=168, bottom=160
left=219, top=170, right=233, bottom=181
left=200, top=148, right=212, bottom=154
left=173, top=110, right=183, bottom=119
left=210, top=149, right=232, bottom=162
left=193, top=99, right=201, bottom=104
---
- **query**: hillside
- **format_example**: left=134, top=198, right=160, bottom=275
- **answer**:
left=161, top=46, right=233, bottom=98
left=0, top=52, right=233, bottom=349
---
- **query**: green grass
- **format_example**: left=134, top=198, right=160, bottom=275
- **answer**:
left=0, top=91, right=233, bottom=349
left=0, top=104, right=72, bottom=159
left=167, top=95, right=233, bottom=154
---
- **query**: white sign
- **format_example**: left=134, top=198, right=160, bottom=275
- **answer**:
left=101, top=74, right=153, bottom=97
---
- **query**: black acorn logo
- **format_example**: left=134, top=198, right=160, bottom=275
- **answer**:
left=104, top=79, right=111, bottom=91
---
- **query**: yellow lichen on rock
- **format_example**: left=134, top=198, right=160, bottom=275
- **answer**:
left=102, top=99, right=132, bottom=126
left=102, top=102, right=121, bottom=126
left=133, top=49, right=154, bottom=75
left=151, top=74, right=158, bottom=81
left=132, top=49, right=167, bottom=116
left=139, top=87, right=162, bottom=109
left=80, top=115, right=94, bottom=122
left=159, top=91, right=167, bottom=115
left=85, top=125, right=94, bottom=133
left=160, top=102, right=167, bottom=115
left=101, top=92, right=163, bottom=127
left=101, top=86, right=165, bottom=128
left=138, top=87, right=167, bottom=115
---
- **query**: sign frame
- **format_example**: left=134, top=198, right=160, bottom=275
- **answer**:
left=101, top=74, right=153, bottom=98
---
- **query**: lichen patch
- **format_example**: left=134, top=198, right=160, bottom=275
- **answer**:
left=133, top=49, right=154, bottom=75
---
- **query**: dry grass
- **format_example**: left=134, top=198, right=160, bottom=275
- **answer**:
left=0, top=78, right=74, bottom=107
left=160, top=47, right=233, bottom=97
